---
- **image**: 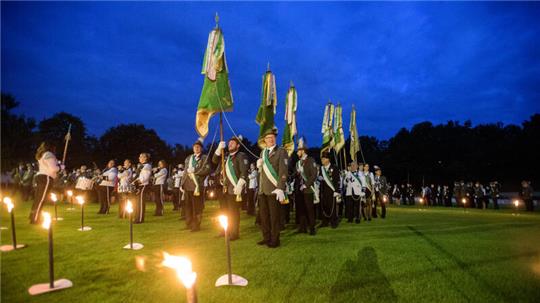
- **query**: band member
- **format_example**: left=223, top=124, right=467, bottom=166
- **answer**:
left=132, top=153, right=152, bottom=224
left=490, top=181, right=500, bottom=209
left=117, top=159, right=133, bottom=218
left=152, top=160, right=168, bottom=216
left=361, top=163, right=375, bottom=221
left=172, top=164, right=185, bottom=211
left=318, top=152, right=340, bottom=228
left=30, top=142, right=61, bottom=224
left=519, top=180, right=534, bottom=212
left=294, top=139, right=318, bottom=234
left=97, top=160, right=117, bottom=214
left=344, top=161, right=364, bottom=223
left=373, top=166, right=388, bottom=218
left=391, top=184, right=401, bottom=205
left=247, top=163, right=258, bottom=216
left=213, top=135, right=248, bottom=240
left=256, top=129, right=289, bottom=248
left=180, top=140, right=211, bottom=232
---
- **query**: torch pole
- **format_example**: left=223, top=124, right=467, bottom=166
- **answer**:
left=48, top=225, right=54, bottom=289
left=186, top=284, right=198, bottom=303
left=129, top=212, right=133, bottom=249
left=54, top=203, right=58, bottom=221
left=11, top=211, right=17, bottom=249
left=220, top=113, right=226, bottom=194
left=81, top=204, right=84, bottom=230
left=225, top=227, right=232, bottom=284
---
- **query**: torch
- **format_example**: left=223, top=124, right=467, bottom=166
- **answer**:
left=66, top=190, right=74, bottom=211
left=0, top=197, right=27, bottom=252
left=462, top=198, right=467, bottom=212
left=76, top=196, right=91, bottom=231
left=418, top=197, right=424, bottom=211
left=215, top=215, right=248, bottom=287
left=162, top=253, right=198, bottom=303
left=50, top=193, right=63, bottom=221
left=123, top=200, right=143, bottom=250
left=513, top=199, right=520, bottom=216
left=28, top=212, right=73, bottom=295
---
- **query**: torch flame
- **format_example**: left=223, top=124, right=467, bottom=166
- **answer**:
left=218, top=215, right=228, bottom=231
left=67, top=190, right=73, bottom=197
left=162, top=252, right=197, bottom=288
left=209, top=191, right=215, bottom=198
left=76, top=195, right=85, bottom=205
left=419, top=198, right=424, bottom=203
left=462, top=198, right=466, bottom=204
left=3, top=197, right=14, bottom=213
left=50, top=193, right=58, bottom=202
left=126, top=200, right=133, bottom=214
left=42, top=212, right=52, bottom=229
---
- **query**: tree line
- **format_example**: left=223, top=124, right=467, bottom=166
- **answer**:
left=2, top=93, right=539, bottom=190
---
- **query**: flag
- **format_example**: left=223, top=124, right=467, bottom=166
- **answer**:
left=333, top=103, right=345, bottom=153
left=196, top=26, right=234, bottom=138
left=282, top=82, right=297, bottom=156
left=255, top=68, right=278, bottom=148
left=349, top=105, right=359, bottom=163
left=321, top=102, right=335, bottom=156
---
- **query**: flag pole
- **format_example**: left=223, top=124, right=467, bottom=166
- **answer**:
left=61, top=124, right=72, bottom=165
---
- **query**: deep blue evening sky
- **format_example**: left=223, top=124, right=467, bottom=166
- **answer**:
left=2, top=2, right=539, bottom=146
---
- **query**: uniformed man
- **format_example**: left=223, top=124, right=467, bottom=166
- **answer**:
left=344, top=161, right=364, bottom=223
left=97, top=160, right=118, bottom=214
left=373, top=165, right=388, bottom=218
left=490, top=181, right=501, bottom=210
left=172, top=164, right=185, bottom=212
left=152, top=160, right=168, bottom=216
left=318, top=152, right=340, bottom=228
left=256, top=129, right=289, bottom=248
left=180, top=140, right=211, bottom=232
left=361, top=163, right=375, bottom=221
left=132, top=153, right=152, bottom=224
left=117, top=159, right=133, bottom=218
left=519, top=180, right=534, bottom=212
left=294, top=139, right=318, bottom=234
left=213, top=135, right=249, bottom=240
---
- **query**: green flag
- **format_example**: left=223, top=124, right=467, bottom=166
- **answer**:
left=196, top=26, right=233, bottom=138
left=349, top=105, right=359, bottom=163
left=321, top=102, right=335, bottom=156
left=255, top=68, right=278, bottom=148
left=282, top=82, right=297, bottom=156
left=333, top=103, right=345, bottom=153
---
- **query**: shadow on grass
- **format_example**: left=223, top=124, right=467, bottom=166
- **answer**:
left=330, top=247, right=397, bottom=303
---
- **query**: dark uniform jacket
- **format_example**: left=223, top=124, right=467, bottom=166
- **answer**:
left=258, top=146, right=289, bottom=195
left=319, top=164, right=340, bottom=196
left=374, top=175, right=388, bottom=195
left=212, top=151, right=249, bottom=194
left=295, top=156, right=318, bottom=194
left=181, top=154, right=211, bottom=192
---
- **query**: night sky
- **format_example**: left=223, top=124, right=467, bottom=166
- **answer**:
left=2, top=2, right=539, bottom=146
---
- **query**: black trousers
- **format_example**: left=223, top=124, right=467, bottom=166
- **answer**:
left=524, top=198, right=534, bottom=212
left=375, top=192, right=387, bottom=218
left=363, top=194, right=373, bottom=220
left=29, top=175, right=53, bottom=224
left=345, top=194, right=361, bottom=221
left=134, top=185, right=149, bottom=223
left=247, top=188, right=256, bottom=215
left=172, top=187, right=181, bottom=210
left=258, top=194, right=281, bottom=245
left=222, top=194, right=241, bottom=239
left=296, top=192, right=316, bottom=231
left=320, top=191, right=338, bottom=227
left=153, top=184, right=165, bottom=216
left=97, top=186, right=113, bottom=214
left=492, top=197, right=499, bottom=209
left=184, top=190, right=203, bottom=231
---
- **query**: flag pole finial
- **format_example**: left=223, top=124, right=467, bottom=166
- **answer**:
left=215, top=12, right=219, bottom=28
left=290, top=80, right=294, bottom=87
left=267, top=62, right=271, bottom=72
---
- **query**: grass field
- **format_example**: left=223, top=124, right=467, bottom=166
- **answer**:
left=1, top=199, right=540, bottom=303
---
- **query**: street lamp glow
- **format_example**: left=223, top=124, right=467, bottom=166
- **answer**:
left=126, top=200, right=133, bottom=214
left=41, top=212, right=52, bottom=230
left=75, top=196, right=85, bottom=205
left=218, top=215, right=228, bottom=231
left=162, top=252, right=197, bottom=289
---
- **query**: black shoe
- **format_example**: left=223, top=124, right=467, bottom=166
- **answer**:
left=318, top=223, right=328, bottom=228
left=309, top=228, right=316, bottom=236
left=368, top=218, right=371, bottom=221
left=257, top=240, right=268, bottom=245
left=347, top=219, right=353, bottom=223
left=267, top=240, right=280, bottom=248
left=355, top=219, right=361, bottom=224
left=331, top=224, right=338, bottom=229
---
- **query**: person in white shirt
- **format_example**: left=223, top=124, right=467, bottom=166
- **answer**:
left=117, top=159, right=133, bottom=218
left=97, top=160, right=118, bottom=214
left=172, top=164, right=184, bottom=212
left=247, top=163, right=258, bottom=216
left=344, top=161, right=365, bottom=223
left=132, top=153, right=152, bottom=224
left=29, top=142, right=61, bottom=224
left=152, top=160, right=168, bottom=216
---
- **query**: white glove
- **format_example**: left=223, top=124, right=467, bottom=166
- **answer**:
left=272, top=189, right=285, bottom=202
left=215, top=141, right=226, bottom=156
left=234, top=178, right=246, bottom=195
left=257, top=158, right=263, bottom=168
left=300, top=184, right=307, bottom=191
left=180, top=188, right=185, bottom=193
left=187, top=167, right=195, bottom=174
left=334, top=192, right=342, bottom=203
left=333, top=192, right=341, bottom=198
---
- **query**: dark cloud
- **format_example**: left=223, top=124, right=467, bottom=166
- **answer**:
left=2, top=2, right=539, bottom=146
